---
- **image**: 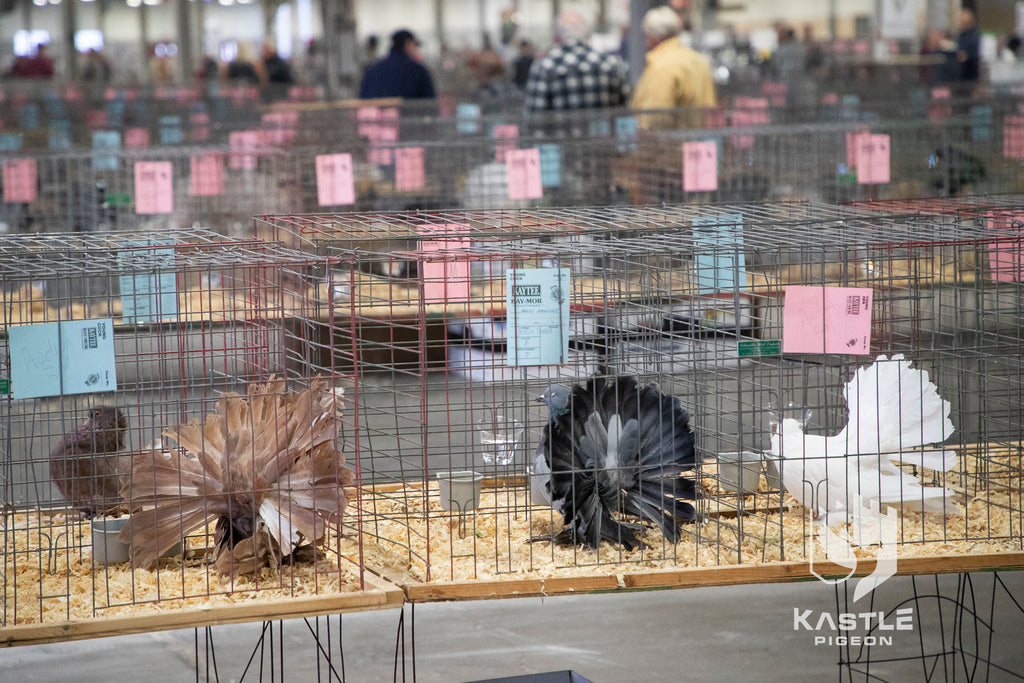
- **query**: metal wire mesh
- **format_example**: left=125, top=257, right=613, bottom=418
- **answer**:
left=5, top=96, right=1024, bottom=235
left=0, top=229, right=373, bottom=627
left=253, top=202, right=1024, bottom=587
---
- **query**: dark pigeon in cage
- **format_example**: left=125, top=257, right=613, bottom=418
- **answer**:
left=929, top=145, right=986, bottom=196
left=533, top=375, right=699, bottom=550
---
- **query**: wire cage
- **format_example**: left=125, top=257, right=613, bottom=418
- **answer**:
left=7, top=101, right=1024, bottom=237
left=0, top=228, right=392, bottom=635
left=252, top=202, right=1024, bottom=597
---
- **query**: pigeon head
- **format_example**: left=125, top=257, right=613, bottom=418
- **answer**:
left=536, top=384, right=571, bottom=420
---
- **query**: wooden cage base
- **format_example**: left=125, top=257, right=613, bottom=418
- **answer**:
left=0, top=570, right=403, bottom=648
left=399, top=550, right=1024, bottom=602
left=3, top=551, right=1020, bottom=648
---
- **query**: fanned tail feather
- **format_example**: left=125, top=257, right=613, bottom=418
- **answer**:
left=543, top=375, right=698, bottom=550
left=123, top=376, right=353, bottom=574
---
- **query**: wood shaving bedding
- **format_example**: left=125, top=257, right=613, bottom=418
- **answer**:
left=4, top=450, right=1022, bottom=626
left=2, top=512, right=364, bottom=626
left=353, top=473, right=1021, bottom=587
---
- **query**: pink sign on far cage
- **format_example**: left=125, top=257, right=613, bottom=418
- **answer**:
left=395, top=147, right=425, bottom=191
left=506, top=148, right=542, bottom=200
left=315, top=153, right=355, bottom=206
left=988, top=211, right=1024, bottom=283
left=682, top=141, right=717, bottom=192
left=2, top=158, right=37, bottom=203
left=134, top=161, right=174, bottom=215
left=190, top=153, right=224, bottom=197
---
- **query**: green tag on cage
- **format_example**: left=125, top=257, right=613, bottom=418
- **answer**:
left=737, top=339, right=781, bottom=357
left=0, top=378, right=9, bottom=394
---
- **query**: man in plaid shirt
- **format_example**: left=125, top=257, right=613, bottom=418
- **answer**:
left=525, top=10, right=630, bottom=112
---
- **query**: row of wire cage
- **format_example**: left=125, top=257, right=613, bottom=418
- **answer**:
left=3, top=111, right=1024, bottom=236
left=1, top=197, right=1022, bottom=630
left=1, top=78, right=1018, bottom=149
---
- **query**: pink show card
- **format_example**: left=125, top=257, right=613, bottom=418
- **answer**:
left=492, top=124, right=519, bottom=162
left=782, top=286, right=873, bottom=355
left=395, top=147, right=425, bottom=191
left=315, top=153, right=355, bottom=206
left=85, top=109, right=107, bottom=127
left=730, top=108, right=768, bottom=149
left=367, top=122, right=399, bottom=164
left=418, top=237, right=471, bottom=303
left=125, top=127, right=150, bottom=149
left=505, top=148, right=543, bottom=200
left=229, top=130, right=260, bottom=170
left=261, top=111, right=298, bottom=144
left=190, top=112, right=210, bottom=141
left=845, top=129, right=869, bottom=168
left=856, top=133, right=890, bottom=184
left=134, top=161, right=174, bottom=214
left=761, top=81, right=788, bottom=106
left=987, top=211, right=1024, bottom=282
left=1003, top=116, right=1024, bottom=159
left=2, top=159, right=38, bottom=203
left=357, top=106, right=380, bottom=139
left=190, top=153, right=224, bottom=196
left=682, top=141, right=718, bottom=192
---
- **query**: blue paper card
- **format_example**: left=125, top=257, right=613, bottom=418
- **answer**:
left=9, top=319, right=117, bottom=399
left=539, top=143, right=562, bottom=188
left=505, top=268, right=571, bottom=366
left=588, top=119, right=611, bottom=137
left=456, top=103, right=481, bottom=134
left=693, top=214, right=746, bottom=293
left=159, top=115, right=183, bottom=145
left=45, top=95, right=65, bottom=119
left=106, top=99, right=125, bottom=127
left=49, top=120, right=70, bottom=149
left=615, top=116, right=638, bottom=152
left=92, top=131, right=121, bottom=171
left=118, top=242, right=179, bottom=323
left=0, top=133, right=22, bottom=151
left=18, top=103, right=39, bottom=130
left=971, top=105, right=992, bottom=142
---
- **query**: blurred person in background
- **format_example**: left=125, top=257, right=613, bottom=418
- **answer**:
left=630, top=6, right=716, bottom=128
left=919, top=28, right=956, bottom=82
left=197, top=54, right=220, bottom=82
left=956, top=7, right=981, bottom=84
left=261, top=42, right=294, bottom=102
left=226, top=43, right=263, bottom=85
left=18, top=43, right=55, bottom=79
left=364, top=35, right=380, bottom=67
left=262, top=43, right=294, bottom=85
left=469, top=33, right=507, bottom=99
left=81, top=49, right=113, bottom=83
left=512, top=38, right=535, bottom=90
left=359, top=29, right=436, bottom=100
left=148, top=43, right=175, bottom=84
left=525, top=9, right=629, bottom=112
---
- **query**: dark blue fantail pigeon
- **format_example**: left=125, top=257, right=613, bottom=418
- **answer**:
left=533, top=375, right=699, bottom=550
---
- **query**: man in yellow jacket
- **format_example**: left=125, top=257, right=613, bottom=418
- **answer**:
left=630, top=6, right=717, bottom=129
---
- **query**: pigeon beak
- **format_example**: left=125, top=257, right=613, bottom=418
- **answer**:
left=534, top=396, right=545, bottom=403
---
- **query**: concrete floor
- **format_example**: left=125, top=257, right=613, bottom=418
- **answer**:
left=2, top=571, right=1023, bottom=682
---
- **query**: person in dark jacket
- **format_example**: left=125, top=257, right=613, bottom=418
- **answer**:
left=359, top=29, right=436, bottom=99
left=955, top=7, right=981, bottom=82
